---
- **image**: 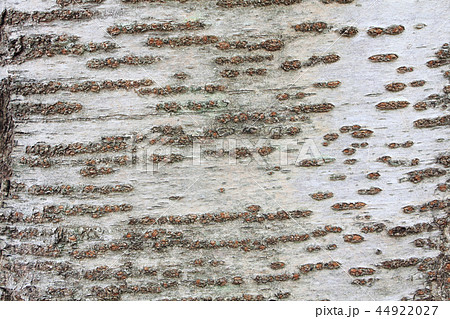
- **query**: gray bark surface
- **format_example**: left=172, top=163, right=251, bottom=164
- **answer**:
left=0, top=0, right=449, bottom=301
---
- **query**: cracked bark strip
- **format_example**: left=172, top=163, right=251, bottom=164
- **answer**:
left=0, top=79, right=13, bottom=204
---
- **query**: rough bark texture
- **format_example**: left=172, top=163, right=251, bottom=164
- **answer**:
left=0, top=78, right=12, bottom=204
left=0, top=0, right=449, bottom=301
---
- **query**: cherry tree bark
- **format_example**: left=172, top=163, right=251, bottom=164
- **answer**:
left=0, top=0, right=449, bottom=301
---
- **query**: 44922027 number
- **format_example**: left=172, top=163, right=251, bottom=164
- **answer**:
left=376, top=306, right=438, bottom=316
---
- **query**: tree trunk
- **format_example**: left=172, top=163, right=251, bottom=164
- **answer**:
left=0, top=0, right=449, bottom=301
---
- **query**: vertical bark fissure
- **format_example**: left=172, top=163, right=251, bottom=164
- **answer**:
left=0, top=78, right=12, bottom=204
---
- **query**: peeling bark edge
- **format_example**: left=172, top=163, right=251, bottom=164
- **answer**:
left=431, top=252, right=450, bottom=300
left=0, top=77, right=13, bottom=203
left=426, top=234, right=450, bottom=301
left=0, top=9, right=9, bottom=67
